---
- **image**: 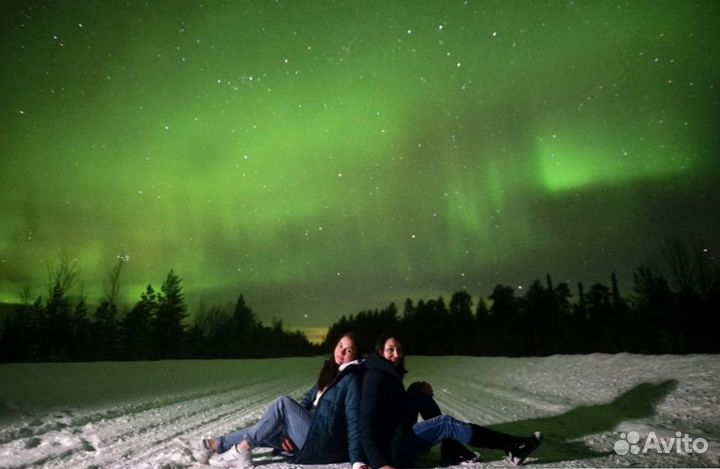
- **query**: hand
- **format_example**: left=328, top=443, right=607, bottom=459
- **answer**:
left=380, top=466, right=396, bottom=469
left=281, top=436, right=296, bottom=453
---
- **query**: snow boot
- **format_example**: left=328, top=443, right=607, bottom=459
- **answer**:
left=506, top=432, right=542, bottom=466
left=176, top=437, right=214, bottom=464
left=469, top=424, right=517, bottom=451
left=441, top=439, right=481, bottom=464
left=209, top=444, right=253, bottom=468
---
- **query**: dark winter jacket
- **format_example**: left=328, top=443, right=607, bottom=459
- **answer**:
left=292, top=361, right=366, bottom=465
left=359, top=352, right=416, bottom=469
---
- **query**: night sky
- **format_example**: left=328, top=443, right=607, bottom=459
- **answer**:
left=2, top=1, right=719, bottom=342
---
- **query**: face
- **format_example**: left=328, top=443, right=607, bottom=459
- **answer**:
left=334, top=336, right=357, bottom=365
left=383, top=338, right=403, bottom=366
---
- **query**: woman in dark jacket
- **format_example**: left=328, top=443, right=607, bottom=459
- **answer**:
left=360, top=334, right=542, bottom=468
left=179, top=333, right=366, bottom=469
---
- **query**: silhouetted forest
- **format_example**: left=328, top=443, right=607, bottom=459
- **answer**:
left=322, top=238, right=719, bottom=356
left=1, top=237, right=718, bottom=362
left=0, top=257, right=318, bottom=362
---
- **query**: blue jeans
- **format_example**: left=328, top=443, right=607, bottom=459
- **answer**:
left=404, top=382, right=473, bottom=462
left=412, top=414, right=473, bottom=450
left=216, top=396, right=313, bottom=454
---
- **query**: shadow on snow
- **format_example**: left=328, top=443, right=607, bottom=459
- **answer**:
left=420, top=379, right=678, bottom=466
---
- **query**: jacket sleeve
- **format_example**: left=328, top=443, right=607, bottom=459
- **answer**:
left=360, top=370, right=390, bottom=469
left=300, top=384, right=318, bottom=410
left=343, top=373, right=366, bottom=465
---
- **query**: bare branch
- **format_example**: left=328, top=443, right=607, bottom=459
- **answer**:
left=103, top=255, right=127, bottom=307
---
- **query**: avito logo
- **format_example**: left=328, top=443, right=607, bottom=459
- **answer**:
left=614, top=431, right=708, bottom=456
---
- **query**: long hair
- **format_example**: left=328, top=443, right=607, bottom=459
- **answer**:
left=316, top=332, right=358, bottom=390
left=375, top=332, right=406, bottom=374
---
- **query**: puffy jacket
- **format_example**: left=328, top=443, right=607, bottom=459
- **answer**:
left=292, top=362, right=366, bottom=464
left=359, top=352, right=416, bottom=469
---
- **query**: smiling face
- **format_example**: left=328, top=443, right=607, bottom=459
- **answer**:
left=382, top=337, right=403, bottom=366
left=333, top=335, right=358, bottom=365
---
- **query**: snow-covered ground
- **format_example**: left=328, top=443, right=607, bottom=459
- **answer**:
left=0, top=354, right=718, bottom=468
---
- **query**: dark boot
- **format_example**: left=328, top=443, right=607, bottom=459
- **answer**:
left=506, top=432, right=542, bottom=466
left=470, top=425, right=542, bottom=465
left=469, top=424, right=517, bottom=450
left=441, top=439, right=480, bottom=464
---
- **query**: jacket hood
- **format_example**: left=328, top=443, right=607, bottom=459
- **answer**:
left=364, top=351, right=405, bottom=379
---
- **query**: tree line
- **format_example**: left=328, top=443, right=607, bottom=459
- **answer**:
left=1, top=237, right=717, bottom=362
left=322, top=238, right=719, bottom=356
left=0, top=255, right=318, bottom=362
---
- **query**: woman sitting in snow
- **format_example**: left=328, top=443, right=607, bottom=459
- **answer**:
left=178, top=332, right=366, bottom=468
left=360, top=333, right=543, bottom=468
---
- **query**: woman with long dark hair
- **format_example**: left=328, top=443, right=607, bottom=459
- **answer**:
left=360, top=333, right=542, bottom=468
left=179, top=333, right=366, bottom=469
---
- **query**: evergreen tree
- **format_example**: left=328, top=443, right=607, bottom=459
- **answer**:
left=475, top=297, right=489, bottom=319
left=631, top=264, right=675, bottom=352
left=403, top=298, right=415, bottom=318
left=474, top=297, right=491, bottom=355
left=574, top=282, right=587, bottom=319
left=554, top=282, right=573, bottom=316
left=448, top=291, right=475, bottom=353
left=121, top=284, right=157, bottom=360
left=70, top=294, right=92, bottom=360
left=488, top=284, right=519, bottom=317
left=552, top=281, right=574, bottom=353
left=26, top=296, right=46, bottom=360
left=44, top=253, right=78, bottom=360
left=0, top=302, right=32, bottom=362
left=487, top=285, right=520, bottom=355
left=152, top=269, right=188, bottom=359
left=93, top=258, right=127, bottom=360
left=232, top=294, right=258, bottom=357
left=93, top=300, right=119, bottom=360
left=522, top=280, right=551, bottom=355
left=611, top=272, right=627, bottom=313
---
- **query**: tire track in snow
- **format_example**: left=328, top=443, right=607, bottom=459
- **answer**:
left=105, top=375, right=313, bottom=469
left=0, top=381, right=259, bottom=444
left=1, top=373, right=312, bottom=469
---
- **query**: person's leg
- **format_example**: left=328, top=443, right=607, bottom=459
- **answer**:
left=210, top=398, right=313, bottom=469
left=469, top=423, right=518, bottom=450
left=243, top=396, right=313, bottom=450
left=412, top=414, right=474, bottom=447
left=217, top=426, right=288, bottom=454
left=412, top=415, right=542, bottom=466
left=406, top=381, right=442, bottom=421
left=467, top=422, right=543, bottom=465
left=216, top=425, right=252, bottom=454
left=406, top=384, right=478, bottom=464
left=413, top=414, right=539, bottom=450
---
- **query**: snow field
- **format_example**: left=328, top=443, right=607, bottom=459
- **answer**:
left=0, top=354, right=718, bottom=468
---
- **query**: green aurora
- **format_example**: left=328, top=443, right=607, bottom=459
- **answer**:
left=1, top=1, right=719, bottom=341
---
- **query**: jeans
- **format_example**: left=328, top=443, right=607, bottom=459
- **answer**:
left=404, top=382, right=473, bottom=461
left=412, top=414, right=473, bottom=449
left=216, top=396, right=313, bottom=454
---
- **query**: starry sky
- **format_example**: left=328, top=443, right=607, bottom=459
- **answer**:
left=1, top=1, right=719, bottom=342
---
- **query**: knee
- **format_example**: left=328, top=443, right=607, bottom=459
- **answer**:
left=407, top=381, right=433, bottom=399
left=436, top=414, right=461, bottom=428
left=437, top=414, right=453, bottom=424
left=273, top=396, right=293, bottom=409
